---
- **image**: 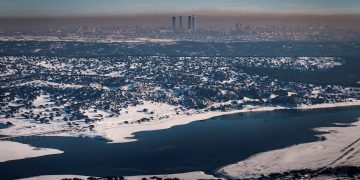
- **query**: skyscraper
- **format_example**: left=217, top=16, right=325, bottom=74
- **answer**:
left=191, top=15, right=196, bottom=32
left=179, top=16, right=183, bottom=31
left=172, top=16, right=176, bottom=32
left=187, top=16, right=192, bottom=32
left=235, top=22, right=242, bottom=31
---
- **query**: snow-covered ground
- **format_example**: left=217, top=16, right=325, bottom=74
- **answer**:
left=20, top=175, right=89, bottom=180
left=296, top=99, right=360, bottom=109
left=20, top=171, right=218, bottom=180
left=218, top=117, right=360, bottom=179
left=91, top=103, right=286, bottom=143
left=0, top=141, right=62, bottom=163
left=124, top=171, right=218, bottom=180
left=0, top=98, right=290, bottom=144
left=5, top=80, right=84, bottom=89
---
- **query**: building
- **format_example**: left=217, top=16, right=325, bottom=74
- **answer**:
left=188, top=16, right=192, bottom=32
left=191, top=15, right=196, bottom=32
left=172, top=16, right=177, bottom=32
left=235, top=22, right=242, bottom=31
left=179, top=16, right=183, bottom=31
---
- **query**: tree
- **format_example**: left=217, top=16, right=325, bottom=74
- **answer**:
left=6, top=122, right=13, bottom=126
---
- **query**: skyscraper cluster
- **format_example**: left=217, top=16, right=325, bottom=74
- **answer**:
left=172, top=15, right=196, bottom=33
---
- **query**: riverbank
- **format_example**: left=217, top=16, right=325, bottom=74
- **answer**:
left=218, top=116, right=360, bottom=179
left=1, top=102, right=359, bottom=179
left=0, top=141, right=62, bottom=163
left=1, top=100, right=360, bottom=145
left=71, top=100, right=360, bottom=143
left=20, top=171, right=218, bottom=180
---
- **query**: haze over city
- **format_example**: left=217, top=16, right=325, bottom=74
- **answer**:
left=1, top=0, right=360, bottom=29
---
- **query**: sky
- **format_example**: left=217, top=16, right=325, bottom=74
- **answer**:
left=1, top=0, right=360, bottom=17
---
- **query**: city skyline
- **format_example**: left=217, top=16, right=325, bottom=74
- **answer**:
left=1, top=13, right=359, bottom=31
left=0, top=0, right=360, bottom=17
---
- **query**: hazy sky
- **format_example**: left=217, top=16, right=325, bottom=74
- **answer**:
left=1, top=0, right=360, bottom=17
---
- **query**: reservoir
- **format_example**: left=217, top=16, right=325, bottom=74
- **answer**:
left=0, top=106, right=360, bottom=179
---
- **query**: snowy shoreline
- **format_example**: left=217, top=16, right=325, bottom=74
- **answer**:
left=20, top=171, right=219, bottom=180
left=15, top=110, right=360, bottom=179
left=1, top=101, right=360, bottom=179
left=1, top=100, right=360, bottom=145
left=218, top=118, right=360, bottom=178
left=0, top=141, right=63, bottom=163
left=218, top=115, right=360, bottom=179
left=81, top=100, right=360, bottom=143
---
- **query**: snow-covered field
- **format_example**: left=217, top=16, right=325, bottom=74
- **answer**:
left=0, top=141, right=62, bottom=163
left=0, top=99, right=287, bottom=143
left=296, top=99, right=360, bottom=109
left=218, top=117, right=360, bottom=179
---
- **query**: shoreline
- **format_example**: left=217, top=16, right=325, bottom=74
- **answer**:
left=84, top=100, right=360, bottom=143
left=20, top=171, right=219, bottom=180
left=0, top=141, right=63, bottom=163
left=218, top=114, right=360, bottom=179
left=1, top=101, right=359, bottom=179
left=1, top=101, right=360, bottom=144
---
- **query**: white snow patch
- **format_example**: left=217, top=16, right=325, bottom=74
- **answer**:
left=270, top=94, right=278, bottom=99
left=125, top=171, right=219, bottom=180
left=8, top=80, right=84, bottom=89
left=243, top=97, right=259, bottom=102
left=0, top=141, right=63, bottom=163
left=20, top=175, right=89, bottom=180
left=104, top=71, right=123, bottom=77
left=20, top=171, right=218, bottom=180
left=287, top=92, right=297, bottom=96
left=297, top=99, right=360, bottom=109
left=33, top=94, right=54, bottom=107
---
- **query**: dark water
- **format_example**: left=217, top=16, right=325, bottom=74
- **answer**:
left=0, top=123, right=7, bottom=129
left=0, top=106, right=360, bottom=179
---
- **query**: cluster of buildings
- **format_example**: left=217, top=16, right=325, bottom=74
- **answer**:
left=171, top=15, right=196, bottom=33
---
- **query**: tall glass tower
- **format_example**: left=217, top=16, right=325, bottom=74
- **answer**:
left=191, top=15, right=196, bottom=32
left=187, top=16, right=192, bottom=32
left=172, top=16, right=177, bottom=32
left=179, top=16, right=183, bottom=31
